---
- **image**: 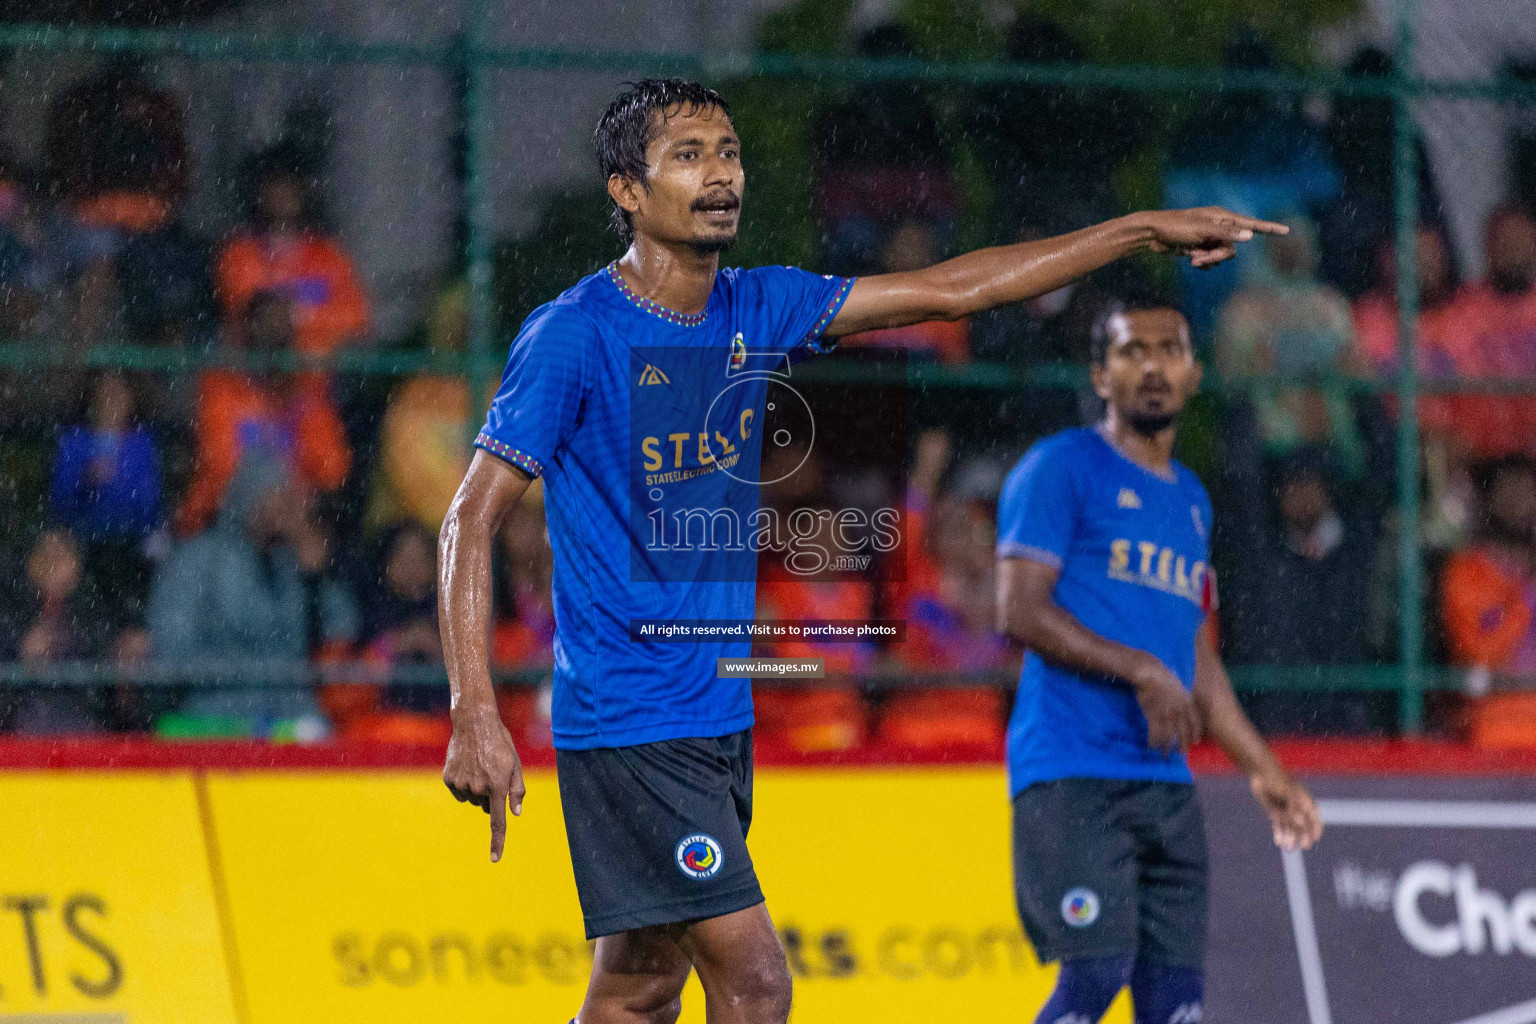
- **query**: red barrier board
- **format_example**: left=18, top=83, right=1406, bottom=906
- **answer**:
left=0, top=736, right=1533, bottom=773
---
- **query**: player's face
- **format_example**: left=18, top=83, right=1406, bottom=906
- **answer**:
left=1092, top=308, right=1201, bottom=434
left=614, top=106, right=743, bottom=253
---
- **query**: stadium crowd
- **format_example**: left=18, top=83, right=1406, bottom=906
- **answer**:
left=2, top=30, right=1536, bottom=749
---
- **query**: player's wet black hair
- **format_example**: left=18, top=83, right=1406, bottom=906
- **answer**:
left=1089, top=290, right=1187, bottom=364
left=594, top=78, right=733, bottom=243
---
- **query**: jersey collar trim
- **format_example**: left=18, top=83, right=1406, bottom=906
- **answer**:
left=1092, top=423, right=1179, bottom=485
left=602, top=261, right=709, bottom=328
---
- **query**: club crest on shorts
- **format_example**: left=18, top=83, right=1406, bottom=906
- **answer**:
left=1061, top=887, right=1100, bottom=927
left=675, top=834, right=724, bottom=880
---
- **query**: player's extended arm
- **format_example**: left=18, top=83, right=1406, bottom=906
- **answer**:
left=440, top=450, right=533, bottom=863
left=827, top=208, right=1287, bottom=336
left=1193, top=626, right=1322, bottom=851
left=997, top=556, right=1202, bottom=753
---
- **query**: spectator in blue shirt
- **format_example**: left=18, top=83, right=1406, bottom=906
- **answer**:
left=49, top=371, right=162, bottom=543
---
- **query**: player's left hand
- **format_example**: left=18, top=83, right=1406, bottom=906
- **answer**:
left=1140, top=207, right=1289, bottom=269
left=1251, top=771, right=1323, bottom=851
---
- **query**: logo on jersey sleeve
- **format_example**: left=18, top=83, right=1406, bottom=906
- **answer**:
left=1062, top=888, right=1101, bottom=927
left=1191, top=505, right=1206, bottom=538
left=676, top=834, right=724, bottom=879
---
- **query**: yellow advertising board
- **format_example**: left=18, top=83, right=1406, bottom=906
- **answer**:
left=206, top=769, right=593, bottom=1024
left=0, top=772, right=238, bottom=1024
left=752, top=769, right=1065, bottom=1022
left=204, top=767, right=1131, bottom=1024
left=0, top=766, right=1137, bottom=1023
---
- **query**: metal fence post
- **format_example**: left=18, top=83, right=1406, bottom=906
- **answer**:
left=1393, top=0, right=1425, bottom=733
left=464, top=0, right=496, bottom=433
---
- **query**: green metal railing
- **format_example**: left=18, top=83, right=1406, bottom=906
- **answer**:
left=0, top=1, right=1521, bottom=732
left=9, top=340, right=1536, bottom=395
left=1392, top=0, right=1426, bottom=731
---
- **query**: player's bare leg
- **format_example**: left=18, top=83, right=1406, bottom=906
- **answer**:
left=675, top=904, right=792, bottom=1024
left=577, top=926, right=692, bottom=1024
left=576, top=905, right=789, bottom=1024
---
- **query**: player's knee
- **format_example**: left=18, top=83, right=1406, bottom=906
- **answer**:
left=583, top=968, right=687, bottom=1024
left=641, top=994, right=683, bottom=1024
left=628, top=972, right=688, bottom=1024
left=724, top=949, right=792, bottom=1021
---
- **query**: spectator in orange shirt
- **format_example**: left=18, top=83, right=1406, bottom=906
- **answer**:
left=216, top=144, right=369, bottom=356
left=1351, top=224, right=1475, bottom=547
left=1424, top=205, right=1536, bottom=461
left=176, top=291, right=351, bottom=534
left=839, top=219, right=969, bottom=363
left=1441, top=456, right=1536, bottom=677
left=1352, top=224, right=1461, bottom=376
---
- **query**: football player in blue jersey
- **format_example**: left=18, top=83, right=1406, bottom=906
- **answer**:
left=439, top=77, right=1287, bottom=1024
left=996, top=293, right=1323, bottom=1024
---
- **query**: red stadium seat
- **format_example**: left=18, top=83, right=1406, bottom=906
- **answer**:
left=876, top=687, right=1005, bottom=752
left=340, top=711, right=452, bottom=747
left=1469, top=693, right=1536, bottom=749
left=753, top=687, right=869, bottom=753
left=497, top=688, right=554, bottom=752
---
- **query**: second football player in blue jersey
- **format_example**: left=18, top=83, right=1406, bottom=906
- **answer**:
left=997, top=294, right=1324, bottom=1024
left=439, top=78, right=1288, bottom=1024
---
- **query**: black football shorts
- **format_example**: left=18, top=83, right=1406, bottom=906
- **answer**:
left=1012, top=777, right=1209, bottom=966
left=556, top=729, right=764, bottom=940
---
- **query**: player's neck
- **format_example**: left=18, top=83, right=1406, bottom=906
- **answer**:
left=1099, top=411, right=1176, bottom=476
left=615, top=238, right=719, bottom=316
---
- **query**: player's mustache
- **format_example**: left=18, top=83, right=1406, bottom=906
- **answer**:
left=692, top=191, right=741, bottom=212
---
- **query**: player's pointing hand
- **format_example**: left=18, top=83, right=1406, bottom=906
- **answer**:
left=1140, top=207, right=1289, bottom=270
left=443, top=705, right=526, bottom=863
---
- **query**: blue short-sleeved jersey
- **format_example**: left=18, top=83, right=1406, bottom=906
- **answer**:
left=476, top=262, right=855, bottom=750
left=996, top=426, right=1216, bottom=794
